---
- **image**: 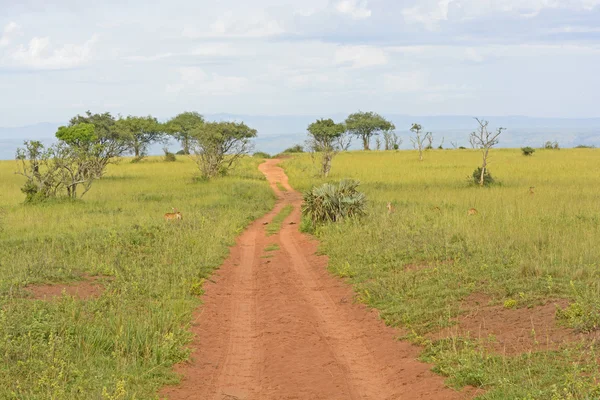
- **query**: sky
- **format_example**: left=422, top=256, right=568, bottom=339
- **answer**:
left=1, top=0, right=600, bottom=127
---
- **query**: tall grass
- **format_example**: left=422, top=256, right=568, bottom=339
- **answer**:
left=282, top=148, right=600, bottom=398
left=0, top=156, right=275, bottom=399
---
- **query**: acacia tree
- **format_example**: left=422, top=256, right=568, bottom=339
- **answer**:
left=166, top=112, right=204, bottom=154
left=15, top=141, right=62, bottom=202
left=409, top=123, right=432, bottom=161
left=116, top=115, right=164, bottom=160
left=470, top=118, right=505, bottom=186
left=68, top=111, right=129, bottom=174
left=189, top=121, right=256, bottom=179
left=54, top=123, right=103, bottom=198
left=345, top=111, right=395, bottom=151
left=306, top=118, right=346, bottom=177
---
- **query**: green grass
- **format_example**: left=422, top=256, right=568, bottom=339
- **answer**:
left=275, top=182, right=287, bottom=192
left=282, top=148, right=600, bottom=399
left=0, top=156, right=275, bottom=399
left=264, top=243, right=280, bottom=252
left=266, top=205, right=293, bottom=236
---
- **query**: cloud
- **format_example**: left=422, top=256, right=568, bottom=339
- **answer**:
left=1, top=34, right=98, bottom=69
left=182, top=12, right=285, bottom=38
left=0, top=21, right=21, bottom=47
left=335, top=0, right=372, bottom=19
left=166, top=67, right=250, bottom=96
left=334, top=45, right=388, bottom=68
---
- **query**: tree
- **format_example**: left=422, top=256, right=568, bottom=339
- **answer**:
left=470, top=118, right=505, bottom=186
left=383, top=130, right=402, bottom=150
left=345, top=111, right=395, bottom=151
left=189, top=121, right=256, bottom=179
left=166, top=112, right=204, bottom=155
left=116, top=115, right=164, bottom=160
left=68, top=111, right=129, bottom=174
left=55, top=123, right=105, bottom=198
left=410, top=123, right=432, bottom=161
left=306, top=118, right=346, bottom=177
left=15, top=141, right=62, bottom=202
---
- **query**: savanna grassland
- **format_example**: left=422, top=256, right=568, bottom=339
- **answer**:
left=0, top=156, right=274, bottom=399
left=283, top=148, right=600, bottom=399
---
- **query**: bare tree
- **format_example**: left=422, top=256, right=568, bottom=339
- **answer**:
left=336, top=131, right=352, bottom=151
left=438, top=137, right=445, bottom=149
left=451, top=141, right=458, bottom=149
left=410, top=123, right=432, bottom=161
left=470, top=118, right=505, bottom=186
left=383, top=130, right=402, bottom=150
left=426, top=133, right=433, bottom=149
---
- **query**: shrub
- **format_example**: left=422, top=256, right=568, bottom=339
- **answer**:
left=164, top=152, right=176, bottom=162
left=459, top=146, right=467, bottom=149
left=521, top=146, right=535, bottom=156
left=471, top=167, right=495, bottom=186
left=575, top=144, right=595, bottom=149
left=543, top=141, right=560, bottom=150
left=283, top=144, right=304, bottom=153
left=302, top=180, right=366, bottom=225
left=253, top=151, right=271, bottom=159
left=176, top=150, right=186, bottom=155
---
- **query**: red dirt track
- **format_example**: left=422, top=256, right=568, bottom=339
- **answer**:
left=161, top=159, right=476, bottom=400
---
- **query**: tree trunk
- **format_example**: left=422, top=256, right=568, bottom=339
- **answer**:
left=419, top=147, right=423, bottom=161
left=480, top=147, right=489, bottom=186
left=183, top=135, right=190, bottom=155
left=362, top=135, right=370, bottom=151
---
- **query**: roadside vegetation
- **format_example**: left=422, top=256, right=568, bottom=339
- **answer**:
left=1, top=153, right=274, bottom=399
left=266, top=205, right=293, bottom=236
left=282, top=148, right=600, bottom=399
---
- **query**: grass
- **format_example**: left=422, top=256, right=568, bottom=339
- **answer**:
left=264, top=243, right=280, bottom=252
left=266, top=205, right=293, bottom=236
left=282, top=148, right=600, bottom=399
left=0, top=156, right=275, bottom=399
left=275, top=182, right=287, bottom=192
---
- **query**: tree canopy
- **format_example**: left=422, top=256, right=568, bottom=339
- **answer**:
left=166, top=112, right=204, bottom=154
left=116, top=115, right=164, bottom=159
left=345, top=111, right=395, bottom=151
left=307, top=118, right=346, bottom=177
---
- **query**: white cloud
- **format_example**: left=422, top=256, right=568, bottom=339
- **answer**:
left=183, top=12, right=285, bottom=38
left=402, top=0, right=600, bottom=28
left=0, top=22, right=21, bottom=47
left=334, top=45, right=388, bottom=68
left=166, top=67, right=250, bottom=96
left=335, top=0, right=372, bottom=19
left=3, top=34, right=98, bottom=69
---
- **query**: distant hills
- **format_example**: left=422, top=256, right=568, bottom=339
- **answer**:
left=1, top=115, right=599, bottom=160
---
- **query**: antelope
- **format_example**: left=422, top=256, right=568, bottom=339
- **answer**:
left=164, top=208, right=183, bottom=221
left=529, top=186, right=535, bottom=195
left=467, top=208, right=478, bottom=216
left=387, top=202, right=395, bottom=214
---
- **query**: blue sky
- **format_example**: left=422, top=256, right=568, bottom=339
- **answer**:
left=1, top=0, right=599, bottom=127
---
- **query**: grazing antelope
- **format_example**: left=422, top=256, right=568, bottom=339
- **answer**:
left=529, top=186, right=535, bottom=195
left=164, top=208, right=183, bottom=221
left=387, top=202, right=395, bottom=214
left=467, top=208, right=478, bottom=216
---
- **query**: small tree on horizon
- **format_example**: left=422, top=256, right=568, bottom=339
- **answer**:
left=166, top=111, right=204, bottom=155
left=306, top=118, right=346, bottom=177
left=116, top=115, right=165, bottom=161
left=470, top=118, right=505, bottom=186
left=189, top=121, right=256, bottom=179
left=410, top=123, right=432, bottom=161
left=345, top=111, right=395, bottom=151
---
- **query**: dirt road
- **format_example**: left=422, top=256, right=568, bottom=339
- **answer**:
left=161, top=159, right=475, bottom=400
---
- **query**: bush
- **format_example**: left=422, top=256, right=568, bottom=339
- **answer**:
left=521, top=146, right=535, bottom=156
left=283, top=144, right=304, bottom=153
left=302, top=180, right=366, bottom=225
left=459, top=146, right=467, bottom=149
left=575, top=144, right=595, bottom=149
left=176, top=150, right=187, bottom=155
left=253, top=151, right=271, bottom=159
left=471, top=167, right=495, bottom=186
left=543, top=141, right=560, bottom=150
left=164, top=152, right=176, bottom=162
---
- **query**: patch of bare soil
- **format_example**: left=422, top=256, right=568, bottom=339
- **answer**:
left=429, top=293, right=598, bottom=354
left=160, top=159, right=479, bottom=400
left=26, top=275, right=109, bottom=300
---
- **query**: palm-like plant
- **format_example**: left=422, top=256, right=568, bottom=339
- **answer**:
left=302, top=180, right=366, bottom=224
